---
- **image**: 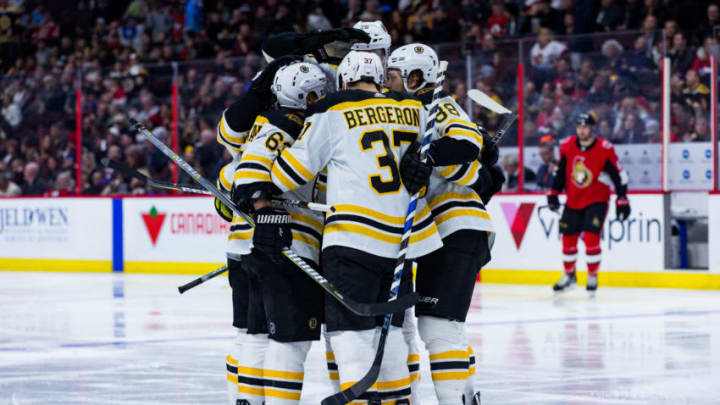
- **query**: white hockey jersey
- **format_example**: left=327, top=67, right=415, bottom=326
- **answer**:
left=232, top=109, right=324, bottom=264
left=270, top=90, right=443, bottom=259
left=416, top=88, right=494, bottom=238
left=215, top=109, right=250, bottom=257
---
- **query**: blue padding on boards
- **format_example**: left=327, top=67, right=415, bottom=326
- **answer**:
left=112, top=198, right=124, bottom=272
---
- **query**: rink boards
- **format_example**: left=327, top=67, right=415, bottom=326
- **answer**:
left=1, top=193, right=719, bottom=289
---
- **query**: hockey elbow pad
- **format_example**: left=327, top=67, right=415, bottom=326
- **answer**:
left=427, top=138, right=480, bottom=167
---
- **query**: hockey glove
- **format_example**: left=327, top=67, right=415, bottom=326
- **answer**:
left=231, top=181, right=282, bottom=215
left=249, top=55, right=302, bottom=97
left=547, top=194, right=560, bottom=212
left=400, top=142, right=432, bottom=195
left=301, top=28, right=371, bottom=52
left=253, top=206, right=292, bottom=264
left=214, top=197, right=233, bottom=222
left=479, top=165, right=505, bottom=204
left=479, top=137, right=499, bottom=167
left=616, top=196, right=631, bottom=221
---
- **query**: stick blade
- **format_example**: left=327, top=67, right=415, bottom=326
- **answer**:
left=468, top=89, right=512, bottom=114
left=352, top=291, right=419, bottom=316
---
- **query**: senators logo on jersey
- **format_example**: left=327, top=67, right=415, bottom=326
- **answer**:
left=571, top=156, right=593, bottom=188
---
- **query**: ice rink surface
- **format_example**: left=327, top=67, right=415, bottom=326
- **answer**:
left=1, top=271, right=720, bottom=404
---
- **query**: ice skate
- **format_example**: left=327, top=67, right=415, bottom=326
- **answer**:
left=471, top=392, right=481, bottom=404
left=553, top=272, right=577, bottom=292
left=587, top=274, right=598, bottom=297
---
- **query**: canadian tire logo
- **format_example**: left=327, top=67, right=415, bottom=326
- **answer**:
left=500, top=202, right=535, bottom=249
left=142, top=206, right=166, bottom=246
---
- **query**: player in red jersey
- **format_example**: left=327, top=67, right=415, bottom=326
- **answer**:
left=547, top=113, right=631, bottom=294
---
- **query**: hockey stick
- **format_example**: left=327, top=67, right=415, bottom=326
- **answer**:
left=102, top=158, right=334, bottom=213
left=178, top=265, right=228, bottom=294
left=321, top=61, right=449, bottom=405
left=467, top=89, right=512, bottom=114
left=489, top=112, right=518, bottom=145
left=130, top=119, right=415, bottom=317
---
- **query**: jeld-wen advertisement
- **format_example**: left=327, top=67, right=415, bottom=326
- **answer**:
left=0, top=198, right=112, bottom=262
left=485, top=193, right=668, bottom=272
left=123, top=197, right=229, bottom=265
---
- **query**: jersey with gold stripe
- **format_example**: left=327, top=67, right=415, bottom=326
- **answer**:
left=233, top=109, right=324, bottom=263
left=215, top=109, right=251, bottom=256
left=416, top=88, right=494, bottom=237
left=270, top=89, right=442, bottom=259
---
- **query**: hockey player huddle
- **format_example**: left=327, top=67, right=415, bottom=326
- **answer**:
left=211, top=20, right=627, bottom=405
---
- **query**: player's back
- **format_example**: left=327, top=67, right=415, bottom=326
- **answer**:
left=274, top=89, right=442, bottom=259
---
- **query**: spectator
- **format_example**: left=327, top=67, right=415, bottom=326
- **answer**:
left=502, top=153, right=538, bottom=191
left=622, top=35, right=655, bottom=72
left=597, top=119, right=613, bottom=139
left=595, top=0, right=624, bottom=31
left=530, top=27, right=567, bottom=70
left=307, top=8, right=333, bottom=32
left=488, top=0, right=513, bottom=37
left=612, top=112, right=646, bottom=143
left=519, top=0, right=565, bottom=35
left=692, top=36, right=717, bottom=75
left=696, top=3, right=720, bottom=46
left=685, top=115, right=710, bottom=142
left=45, top=170, right=75, bottom=197
left=430, top=7, right=458, bottom=43
left=682, top=69, right=710, bottom=114
left=670, top=32, right=695, bottom=75
left=0, top=171, right=21, bottom=196
left=185, top=0, right=203, bottom=33
left=1, top=91, right=21, bottom=130
left=600, top=39, right=624, bottom=70
left=21, top=161, right=48, bottom=195
left=536, top=142, right=557, bottom=190
left=619, top=0, right=644, bottom=30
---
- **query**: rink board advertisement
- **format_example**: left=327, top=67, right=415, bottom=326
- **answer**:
left=122, top=197, right=227, bottom=272
left=0, top=198, right=112, bottom=271
left=484, top=193, right=666, bottom=272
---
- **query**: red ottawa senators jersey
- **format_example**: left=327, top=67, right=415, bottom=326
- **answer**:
left=550, top=135, right=628, bottom=210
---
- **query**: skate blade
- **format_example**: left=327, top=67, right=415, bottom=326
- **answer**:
left=553, top=283, right=577, bottom=294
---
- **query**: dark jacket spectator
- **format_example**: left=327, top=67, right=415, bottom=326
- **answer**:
left=536, top=143, right=557, bottom=190
left=670, top=32, right=696, bottom=75
left=21, top=162, right=48, bottom=195
left=595, top=0, right=624, bottom=31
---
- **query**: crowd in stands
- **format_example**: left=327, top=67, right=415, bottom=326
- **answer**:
left=1, top=0, right=719, bottom=196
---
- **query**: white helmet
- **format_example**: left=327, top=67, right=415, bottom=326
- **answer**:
left=387, top=43, right=439, bottom=95
left=272, top=62, right=328, bottom=110
left=351, top=21, right=391, bottom=56
left=337, top=50, right=385, bottom=90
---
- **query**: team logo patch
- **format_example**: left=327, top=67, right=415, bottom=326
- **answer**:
left=571, top=156, right=593, bottom=188
left=501, top=202, right=535, bottom=249
left=414, top=46, right=424, bottom=54
left=592, top=217, right=600, bottom=227
left=299, top=65, right=309, bottom=73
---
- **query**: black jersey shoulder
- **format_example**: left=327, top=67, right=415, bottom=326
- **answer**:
left=306, top=90, right=420, bottom=117
left=257, top=109, right=304, bottom=138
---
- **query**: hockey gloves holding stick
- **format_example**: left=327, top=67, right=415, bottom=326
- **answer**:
left=616, top=196, right=631, bottom=221
left=253, top=206, right=292, bottom=264
left=400, top=142, right=432, bottom=195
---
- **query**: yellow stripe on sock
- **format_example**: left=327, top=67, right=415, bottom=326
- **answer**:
left=264, top=387, right=302, bottom=400
left=226, top=355, right=238, bottom=366
left=328, top=371, right=339, bottom=381
left=431, top=371, right=470, bottom=381
left=226, top=373, right=238, bottom=383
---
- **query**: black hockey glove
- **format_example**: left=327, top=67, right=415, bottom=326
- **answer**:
left=477, top=165, right=505, bottom=204
left=400, top=142, right=432, bottom=195
left=479, top=137, right=499, bottom=167
left=249, top=55, right=302, bottom=97
left=547, top=194, right=560, bottom=212
left=253, top=206, right=292, bottom=264
left=214, top=197, right=233, bottom=222
left=231, top=182, right=282, bottom=215
left=616, top=196, right=631, bottom=221
left=301, top=28, right=370, bottom=52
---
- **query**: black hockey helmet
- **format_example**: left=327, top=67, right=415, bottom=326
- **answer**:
left=575, top=112, right=597, bottom=126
